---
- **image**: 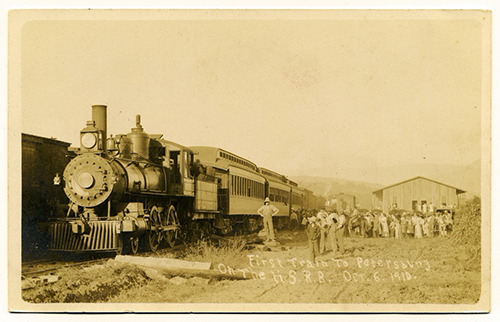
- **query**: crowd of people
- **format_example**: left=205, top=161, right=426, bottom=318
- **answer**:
left=260, top=198, right=455, bottom=262
left=347, top=208, right=455, bottom=239
left=302, top=209, right=347, bottom=261
left=294, top=207, right=455, bottom=261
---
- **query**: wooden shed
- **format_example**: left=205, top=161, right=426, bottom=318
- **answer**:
left=372, top=176, right=466, bottom=214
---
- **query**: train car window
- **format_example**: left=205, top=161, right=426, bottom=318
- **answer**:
left=181, top=151, right=188, bottom=178
left=283, top=190, right=288, bottom=203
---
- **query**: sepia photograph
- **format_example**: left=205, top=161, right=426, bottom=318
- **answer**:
left=7, top=8, right=491, bottom=313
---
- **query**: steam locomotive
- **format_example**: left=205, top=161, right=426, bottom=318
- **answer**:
left=46, top=105, right=318, bottom=254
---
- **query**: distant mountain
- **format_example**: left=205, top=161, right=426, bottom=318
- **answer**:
left=431, top=159, right=481, bottom=197
left=289, top=175, right=384, bottom=209
left=289, top=159, right=481, bottom=208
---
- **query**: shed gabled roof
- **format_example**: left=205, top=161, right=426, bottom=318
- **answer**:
left=372, top=176, right=466, bottom=194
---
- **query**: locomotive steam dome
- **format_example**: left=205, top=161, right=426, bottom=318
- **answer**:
left=63, top=154, right=115, bottom=207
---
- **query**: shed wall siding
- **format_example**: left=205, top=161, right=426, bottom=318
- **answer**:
left=375, top=178, right=460, bottom=213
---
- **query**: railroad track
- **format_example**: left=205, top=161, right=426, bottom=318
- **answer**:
left=21, top=233, right=265, bottom=277
left=22, top=258, right=108, bottom=277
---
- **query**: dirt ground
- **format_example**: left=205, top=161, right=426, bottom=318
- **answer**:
left=21, top=227, right=482, bottom=305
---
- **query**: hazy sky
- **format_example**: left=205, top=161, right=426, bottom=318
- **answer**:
left=20, top=12, right=485, bottom=181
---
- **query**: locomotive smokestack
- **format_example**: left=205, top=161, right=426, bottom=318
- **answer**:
left=92, top=105, right=107, bottom=148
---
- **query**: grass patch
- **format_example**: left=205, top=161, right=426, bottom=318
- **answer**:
left=180, top=236, right=250, bottom=268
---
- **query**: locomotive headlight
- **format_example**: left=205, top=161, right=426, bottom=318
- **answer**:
left=78, top=172, right=95, bottom=188
left=81, top=133, right=97, bottom=149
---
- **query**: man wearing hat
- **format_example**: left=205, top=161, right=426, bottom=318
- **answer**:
left=306, top=216, right=321, bottom=261
left=334, top=211, right=347, bottom=255
left=317, top=210, right=329, bottom=254
left=258, top=197, right=279, bottom=241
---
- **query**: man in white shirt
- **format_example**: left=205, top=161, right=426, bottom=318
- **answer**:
left=258, top=197, right=279, bottom=241
left=334, top=211, right=346, bottom=255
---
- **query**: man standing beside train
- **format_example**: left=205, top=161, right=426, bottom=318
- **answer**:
left=334, top=211, right=347, bottom=255
left=258, top=197, right=279, bottom=241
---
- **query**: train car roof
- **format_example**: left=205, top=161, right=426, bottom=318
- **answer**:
left=189, top=146, right=259, bottom=172
left=292, top=186, right=306, bottom=193
left=259, top=167, right=288, bottom=184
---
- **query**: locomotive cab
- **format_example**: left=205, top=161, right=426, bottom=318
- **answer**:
left=153, top=139, right=196, bottom=197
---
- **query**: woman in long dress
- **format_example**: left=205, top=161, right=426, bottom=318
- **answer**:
left=423, top=216, right=429, bottom=237
left=395, top=215, right=402, bottom=239
left=379, top=213, right=389, bottom=237
left=415, top=215, right=424, bottom=238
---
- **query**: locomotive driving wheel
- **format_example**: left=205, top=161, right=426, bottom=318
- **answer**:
left=147, top=206, right=162, bottom=252
left=164, top=205, right=179, bottom=248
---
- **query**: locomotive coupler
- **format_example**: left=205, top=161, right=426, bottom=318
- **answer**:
left=70, top=220, right=91, bottom=235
